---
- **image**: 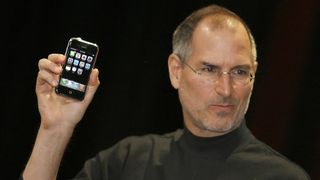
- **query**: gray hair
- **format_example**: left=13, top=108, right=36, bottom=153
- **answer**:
left=172, top=4, right=257, bottom=62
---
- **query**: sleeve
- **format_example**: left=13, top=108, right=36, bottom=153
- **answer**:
left=17, top=156, right=109, bottom=180
left=18, top=134, right=154, bottom=180
left=71, top=156, right=104, bottom=180
left=71, top=142, right=127, bottom=180
left=225, top=139, right=312, bottom=180
left=71, top=136, right=152, bottom=180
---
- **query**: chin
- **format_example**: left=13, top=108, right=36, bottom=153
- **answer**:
left=202, top=117, right=240, bottom=133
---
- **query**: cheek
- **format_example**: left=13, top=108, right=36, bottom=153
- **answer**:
left=179, top=75, right=212, bottom=105
left=235, top=86, right=252, bottom=107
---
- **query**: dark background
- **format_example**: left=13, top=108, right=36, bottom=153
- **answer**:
left=4, top=0, right=320, bottom=179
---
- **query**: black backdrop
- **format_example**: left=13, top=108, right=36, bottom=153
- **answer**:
left=5, top=0, right=320, bottom=179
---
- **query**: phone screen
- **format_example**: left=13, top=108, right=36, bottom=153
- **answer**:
left=55, top=37, right=99, bottom=100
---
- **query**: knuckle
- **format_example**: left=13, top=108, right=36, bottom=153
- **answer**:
left=38, top=58, right=47, bottom=69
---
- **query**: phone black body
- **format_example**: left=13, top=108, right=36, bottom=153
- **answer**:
left=55, top=37, right=99, bottom=100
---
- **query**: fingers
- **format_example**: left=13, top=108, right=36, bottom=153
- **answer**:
left=37, top=54, right=64, bottom=87
left=88, top=68, right=100, bottom=86
left=39, top=54, right=65, bottom=73
left=36, top=53, right=101, bottom=103
left=47, top=53, right=66, bottom=65
left=84, top=68, right=100, bottom=102
left=37, top=69, right=60, bottom=87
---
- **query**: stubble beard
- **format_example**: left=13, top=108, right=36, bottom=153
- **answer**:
left=193, top=110, right=243, bottom=134
left=189, top=92, right=253, bottom=135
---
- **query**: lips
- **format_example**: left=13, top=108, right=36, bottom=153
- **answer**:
left=209, top=104, right=235, bottom=111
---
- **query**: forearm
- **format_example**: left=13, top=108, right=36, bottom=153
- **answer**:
left=23, top=124, right=74, bottom=180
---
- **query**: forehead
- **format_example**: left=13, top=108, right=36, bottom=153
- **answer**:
left=190, top=16, right=253, bottom=66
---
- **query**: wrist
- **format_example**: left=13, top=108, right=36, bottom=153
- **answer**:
left=39, top=117, right=77, bottom=133
left=39, top=123, right=74, bottom=141
left=23, top=121, right=75, bottom=180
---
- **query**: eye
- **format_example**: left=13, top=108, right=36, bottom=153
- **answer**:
left=232, top=68, right=250, bottom=77
left=201, top=65, right=217, bottom=73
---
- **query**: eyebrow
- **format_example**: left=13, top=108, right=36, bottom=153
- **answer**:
left=201, top=62, right=218, bottom=68
left=232, top=64, right=252, bottom=70
left=201, top=61, right=251, bottom=69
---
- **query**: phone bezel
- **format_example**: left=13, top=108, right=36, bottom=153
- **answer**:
left=55, top=37, right=99, bottom=100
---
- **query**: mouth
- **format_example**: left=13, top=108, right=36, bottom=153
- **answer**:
left=209, top=104, right=235, bottom=112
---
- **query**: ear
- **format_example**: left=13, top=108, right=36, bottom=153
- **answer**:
left=168, top=53, right=183, bottom=89
left=253, top=61, right=258, bottom=74
left=251, top=61, right=258, bottom=89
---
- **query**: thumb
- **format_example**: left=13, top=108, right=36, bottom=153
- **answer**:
left=84, top=68, right=100, bottom=103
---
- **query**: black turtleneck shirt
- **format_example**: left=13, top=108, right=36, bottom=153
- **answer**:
left=73, top=122, right=310, bottom=180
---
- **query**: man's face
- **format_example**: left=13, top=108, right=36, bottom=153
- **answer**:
left=169, top=18, right=257, bottom=137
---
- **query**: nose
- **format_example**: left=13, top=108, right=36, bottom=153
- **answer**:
left=214, top=73, right=232, bottom=97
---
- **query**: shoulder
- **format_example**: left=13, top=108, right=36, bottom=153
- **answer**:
left=92, top=130, right=183, bottom=176
left=98, top=129, right=183, bottom=160
left=75, top=130, right=184, bottom=179
left=228, top=138, right=310, bottom=179
left=116, top=129, right=183, bottom=149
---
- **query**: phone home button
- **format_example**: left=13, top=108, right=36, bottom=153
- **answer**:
left=68, top=90, right=73, bottom=94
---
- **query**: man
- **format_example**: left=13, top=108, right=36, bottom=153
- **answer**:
left=22, top=4, right=310, bottom=180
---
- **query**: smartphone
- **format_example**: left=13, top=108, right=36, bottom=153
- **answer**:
left=55, top=37, right=99, bottom=100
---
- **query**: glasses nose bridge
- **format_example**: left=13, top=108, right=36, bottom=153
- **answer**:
left=217, top=70, right=232, bottom=79
left=214, top=70, right=232, bottom=83
left=220, top=70, right=231, bottom=76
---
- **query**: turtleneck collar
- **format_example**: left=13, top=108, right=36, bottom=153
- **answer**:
left=178, top=121, right=252, bottom=160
